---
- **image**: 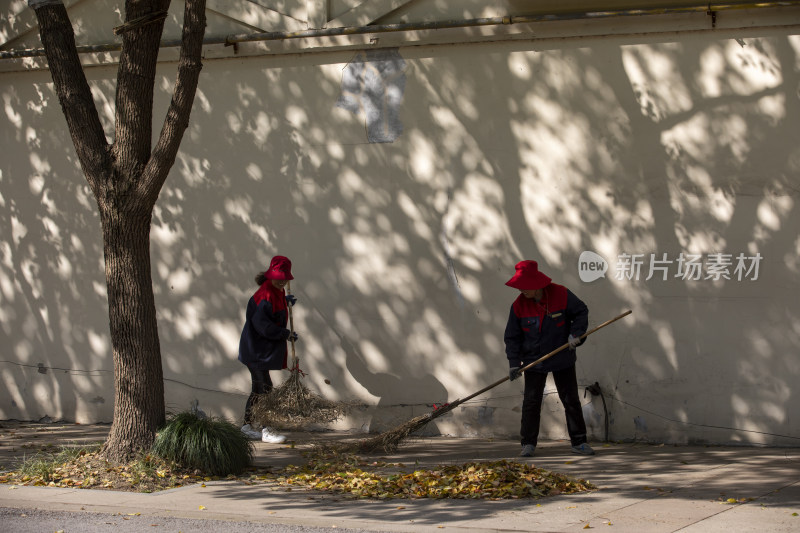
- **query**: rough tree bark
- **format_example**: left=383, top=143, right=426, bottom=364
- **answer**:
left=28, top=0, right=207, bottom=462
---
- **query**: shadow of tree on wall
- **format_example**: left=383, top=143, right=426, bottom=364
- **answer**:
left=1, top=27, right=798, bottom=444
left=0, top=66, right=115, bottom=420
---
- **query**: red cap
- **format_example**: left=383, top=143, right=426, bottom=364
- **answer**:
left=505, top=260, right=551, bottom=290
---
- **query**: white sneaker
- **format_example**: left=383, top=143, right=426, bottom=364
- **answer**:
left=262, top=427, right=287, bottom=444
left=240, top=424, right=262, bottom=439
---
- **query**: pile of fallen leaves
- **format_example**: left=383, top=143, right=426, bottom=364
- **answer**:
left=1, top=448, right=595, bottom=500
left=0, top=451, right=213, bottom=492
left=264, top=452, right=595, bottom=499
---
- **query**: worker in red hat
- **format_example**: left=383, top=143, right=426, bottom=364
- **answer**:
left=504, top=260, right=592, bottom=457
left=238, top=255, right=299, bottom=444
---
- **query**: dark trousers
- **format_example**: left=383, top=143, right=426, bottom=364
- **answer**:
left=243, top=366, right=273, bottom=425
left=521, top=365, right=587, bottom=447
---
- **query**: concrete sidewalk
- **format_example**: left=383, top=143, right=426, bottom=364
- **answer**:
left=1, top=423, right=799, bottom=532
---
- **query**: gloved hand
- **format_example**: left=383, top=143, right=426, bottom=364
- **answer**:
left=286, top=294, right=297, bottom=307
left=509, top=367, right=522, bottom=381
left=287, top=331, right=299, bottom=343
left=568, top=334, right=580, bottom=349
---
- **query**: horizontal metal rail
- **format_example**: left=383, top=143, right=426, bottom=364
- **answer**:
left=2, top=1, right=800, bottom=60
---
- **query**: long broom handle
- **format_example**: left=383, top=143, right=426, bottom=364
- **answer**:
left=287, top=281, right=297, bottom=367
left=429, top=309, right=633, bottom=420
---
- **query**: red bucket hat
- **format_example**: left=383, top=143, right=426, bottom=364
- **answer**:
left=505, top=260, right=551, bottom=290
left=265, top=255, right=294, bottom=280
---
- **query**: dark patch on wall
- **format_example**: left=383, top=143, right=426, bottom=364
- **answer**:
left=337, top=48, right=407, bottom=143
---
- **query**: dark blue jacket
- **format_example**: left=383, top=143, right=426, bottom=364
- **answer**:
left=238, top=283, right=291, bottom=370
left=504, top=284, right=589, bottom=373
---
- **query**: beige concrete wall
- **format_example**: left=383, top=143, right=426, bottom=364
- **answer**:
left=1, top=6, right=798, bottom=445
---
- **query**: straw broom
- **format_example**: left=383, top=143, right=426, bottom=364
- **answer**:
left=251, top=282, right=354, bottom=428
left=328, top=310, right=632, bottom=454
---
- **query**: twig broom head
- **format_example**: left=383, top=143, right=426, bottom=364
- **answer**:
left=250, top=365, right=357, bottom=430
left=322, top=412, right=438, bottom=454
left=321, top=398, right=459, bottom=454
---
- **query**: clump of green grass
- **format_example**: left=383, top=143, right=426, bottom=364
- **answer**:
left=17, top=454, right=56, bottom=482
left=128, top=453, right=160, bottom=486
left=18, top=443, right=102, bottom=482
left=152, top=411, right=253, bottom=476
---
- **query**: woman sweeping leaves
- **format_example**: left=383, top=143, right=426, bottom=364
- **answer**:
left=238, top=255, right=299, bottom=444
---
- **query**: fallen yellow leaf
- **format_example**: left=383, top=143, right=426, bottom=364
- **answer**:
left=584, top=524, right=592, bottom=529
left=199, top=505, right=206, bottom=510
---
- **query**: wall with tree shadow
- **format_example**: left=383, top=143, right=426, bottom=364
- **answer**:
left=1, top=12, right=798, bottom=445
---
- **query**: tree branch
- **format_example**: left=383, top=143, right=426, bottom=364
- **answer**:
left=138, top=0, right=207, bottom=209
left=112, top=1, right=170, bottom=186
left=28, top=0, right=110, bottom=196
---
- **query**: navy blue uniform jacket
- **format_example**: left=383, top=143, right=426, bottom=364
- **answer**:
left=504, top=284, right=589, bottom=373
left=238, top=282, right=290, bottom=370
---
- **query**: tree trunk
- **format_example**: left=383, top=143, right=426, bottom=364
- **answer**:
left=101, top=209, right=165, bottom=461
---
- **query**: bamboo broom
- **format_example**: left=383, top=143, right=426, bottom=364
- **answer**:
left=330, top=309, right=632, bottom=454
